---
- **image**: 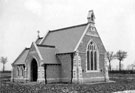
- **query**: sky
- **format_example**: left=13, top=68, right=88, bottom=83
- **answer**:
left=0, top=0, right=135, bottom=70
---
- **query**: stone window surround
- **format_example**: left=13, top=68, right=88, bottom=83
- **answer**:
left=86, top=40, right=100, bottom=73
left=16, top=65, right=25, bottom=78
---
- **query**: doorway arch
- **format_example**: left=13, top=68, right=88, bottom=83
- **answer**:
left=31, top=58, right=38, bottom=81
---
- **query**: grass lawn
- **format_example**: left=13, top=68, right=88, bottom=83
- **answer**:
left=1, top=73, right=135, bottom=93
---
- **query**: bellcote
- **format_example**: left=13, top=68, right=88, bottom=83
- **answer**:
left=87, top=10, right=95, bottom=24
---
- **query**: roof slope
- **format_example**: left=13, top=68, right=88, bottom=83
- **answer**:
left=37, top=45, right=60, bottom=64
left=12, top=48, right=29, bottom=65
left=41, top=23, right=87, bottom=53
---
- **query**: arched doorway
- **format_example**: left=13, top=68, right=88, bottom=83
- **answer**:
left=31, top=59, right=38, bottom=81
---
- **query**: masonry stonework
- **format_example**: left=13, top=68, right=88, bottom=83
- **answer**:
left=25, top=44, right=41, bottom=82
left=77, top=30, right=106, bottom=83
left=72, top=51, right=83, bottom=83
left=38, top=66, right=45, bottom=82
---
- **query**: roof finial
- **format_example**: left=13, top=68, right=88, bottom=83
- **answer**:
left=37, top=30, right=40, bottom=38
left=87, top=10, right=95, bottom=23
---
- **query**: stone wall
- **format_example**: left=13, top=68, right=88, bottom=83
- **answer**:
left=12, top=65, right=25, bottom=82
left=77, top=31, right=106, bottom=83
left=25, top=43, right=38, bottom=81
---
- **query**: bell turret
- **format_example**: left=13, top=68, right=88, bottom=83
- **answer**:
left=87, top=10, right=95, bottom=24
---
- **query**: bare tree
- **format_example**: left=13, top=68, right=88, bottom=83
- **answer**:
left=0, top=57, right=8, bottom=72
left=106, top=51, right=115, bottom=71
left=115, top=50, right=127, bottom=71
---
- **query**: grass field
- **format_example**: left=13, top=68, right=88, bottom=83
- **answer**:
left=1, top=73, right=135, bottom=93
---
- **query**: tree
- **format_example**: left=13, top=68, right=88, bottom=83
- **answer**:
left=106, top=51, right=115, bottom=71
left=115, top=50, right=127, bottom=71
left=0, top=57, right=8, bottom=72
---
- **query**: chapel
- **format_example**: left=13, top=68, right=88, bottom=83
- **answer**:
left=11, top=10, right=109, bottom=84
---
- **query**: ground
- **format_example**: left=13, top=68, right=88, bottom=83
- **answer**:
left=1, top=73, right=135, bottom=93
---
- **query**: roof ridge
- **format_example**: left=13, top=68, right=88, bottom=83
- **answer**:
left=50, top=23, right=88, bottom=32
left=25, top=47, right=30, bottom=50
left=37, top=44, right=55, bottom=48
left=35, top=37, right=43, bottom=43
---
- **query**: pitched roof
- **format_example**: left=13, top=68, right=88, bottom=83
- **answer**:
left=12, top=48, right=29, bottom=65
left=37, top=45, right=60, bottom=64
left=41, top=23, right=88, bottom=53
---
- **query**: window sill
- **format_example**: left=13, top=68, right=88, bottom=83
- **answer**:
left=86, top=70, right=100, bottom=73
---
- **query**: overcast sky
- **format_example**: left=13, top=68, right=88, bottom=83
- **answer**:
left=0, top=0, right=135, bottom=70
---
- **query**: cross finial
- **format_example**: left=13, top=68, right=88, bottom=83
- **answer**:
left=37, top=30, right=40, bottom=38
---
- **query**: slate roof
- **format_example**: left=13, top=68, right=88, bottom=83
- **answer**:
left=12, top=48, right=29, bottom=65
left=41, top=23, right=88, bottom=53
left=37, top=45, right=60, bottom=64
left=13, top=22, right=106, bottom=65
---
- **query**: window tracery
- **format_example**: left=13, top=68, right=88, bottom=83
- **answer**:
left=87, top=41, right=98, bottom=71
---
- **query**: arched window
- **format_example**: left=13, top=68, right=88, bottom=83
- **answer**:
left=16, top=66, right=20, bottom=77
left=19, top=66, right=22, bottom=77
left=20, top=66, right=24, bottom=77
left=87, top=41, right=98, bottom=71
left=21, top=65, right=25, bottom=77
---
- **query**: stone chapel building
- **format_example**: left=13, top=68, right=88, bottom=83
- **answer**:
left=11, top=10, right=109, bottom=84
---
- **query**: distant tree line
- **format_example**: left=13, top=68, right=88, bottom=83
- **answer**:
left=106, top=50, right=127, bottom=71
left=109, top=70, right=135, bottom=74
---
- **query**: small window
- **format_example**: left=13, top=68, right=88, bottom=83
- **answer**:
left=21, top=66, right=25, bottom=77
left=17, top=67, right=19, bottom=76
